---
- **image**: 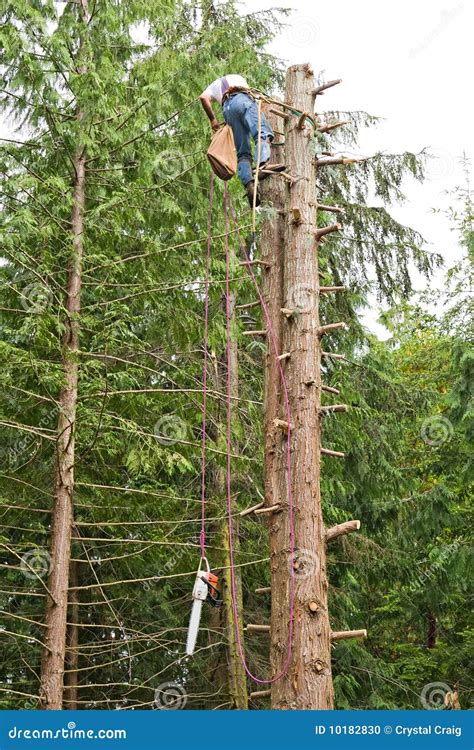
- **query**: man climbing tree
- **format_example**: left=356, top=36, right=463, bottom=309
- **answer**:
left=200, top=75, right=285, bottom=205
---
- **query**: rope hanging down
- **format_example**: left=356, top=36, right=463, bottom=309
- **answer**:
left=199, top=173, right=214, bottom=560
left=223, top=184, right=296, bottom=684
left=196, top=105, right=297, bottom=681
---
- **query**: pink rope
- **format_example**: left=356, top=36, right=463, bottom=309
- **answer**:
left=200, top=173, right=214, bottom=559
left=224, top=184, right=295, bottom=684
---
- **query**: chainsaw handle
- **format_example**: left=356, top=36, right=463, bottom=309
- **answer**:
left=200, top=576, right=222, bottom=607
left=197, top=556, right=210, bottom=576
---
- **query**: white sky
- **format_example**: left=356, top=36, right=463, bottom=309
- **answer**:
left=240, top=0, right=472, bottom=335
left=2, top=0, right=471, bottom=336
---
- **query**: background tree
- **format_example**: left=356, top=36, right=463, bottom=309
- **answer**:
left=0, top=0, right=470, bottom=711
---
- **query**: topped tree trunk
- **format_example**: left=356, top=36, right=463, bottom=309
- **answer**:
left=269, top=64, right=334, bottom=710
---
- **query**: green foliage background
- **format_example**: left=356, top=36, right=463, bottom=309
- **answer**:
left=0, top=0, right=471, bottom=710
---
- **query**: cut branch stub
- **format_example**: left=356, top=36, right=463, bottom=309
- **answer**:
left=250, top=689, right=271, bottom=699
left=315, top=223, right=341, bottom=240
left=240, top=259, right=271, bottom=268
left=321, top=384, right=340, bottom=395
left=326, top=520, right=361, bottom=541
left=317, top=322, right=348, bottom=336
left=322, top=351, right=345, bottom=361
left=255, top=587, right=272, bottom=594
left=254, top=504, right=281, bottom=516
left=291, top=207, right=303, bottom=224
left=317, top=120, right=349, bottom=133
left=273, top=418, right=291, bottom=433
left=321, top=447, right=345, bottom=458
left=236, top=300, right=260, bottom=310
left=330, top=629, right=367, bottom=642
left=316, top=156, right=365, bottom=167
left=317, top=203, right=345, bottom=214
left=240, top=501, right=264, bottom=517
left=246, top=624, right=271, bottom=633
left=319, top=286, right=346, bottom=294
left=242, top=329, right=267, bottom=337
left=319, top=404, right=348, bottom=414
left=269, top=107, right=290, bottom=120
left=297, top=111, right=310, bottom=129
left=313, top=78, right=342, bottom=96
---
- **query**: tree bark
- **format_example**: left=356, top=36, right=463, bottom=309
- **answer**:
left=426, top=612, right=437, bottom=649
left=270, top=64, right=334, bottom=710
left=261, top=104, right=286, bottom=543
left=40, top=0, right=89, bottom=711
left=64, top=558, right=79, bottom=709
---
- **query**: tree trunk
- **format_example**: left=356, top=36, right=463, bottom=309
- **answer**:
left=40, top=0, right=89, bottom=710
left=426, top=612, right=437, bottom=649
left=261, top=105, right=286, bottom=546
left=218, top=277, right=248, bottom=709
left=270, top=64, right=334, bottom=710
left=64, top=558, right=79, bottom=709
left=221, top=518, right=248, bottom=709
left=207, top=269, right=248, bottom=709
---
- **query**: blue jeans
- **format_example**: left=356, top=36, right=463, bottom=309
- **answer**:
left=223, top=93, right=274, bottom=186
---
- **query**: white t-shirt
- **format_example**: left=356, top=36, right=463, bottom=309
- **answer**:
left=202, top=75, right=250, bottom=105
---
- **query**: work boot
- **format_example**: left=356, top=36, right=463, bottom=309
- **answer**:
left=245, top=180, right=261, bottom=208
